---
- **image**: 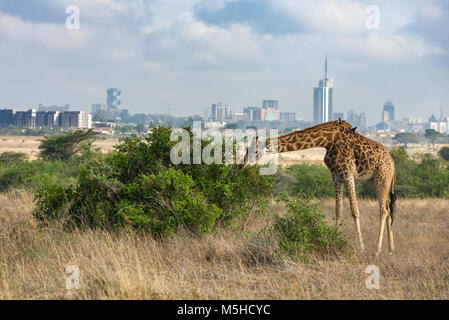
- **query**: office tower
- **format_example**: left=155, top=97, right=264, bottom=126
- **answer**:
left=36, top=111, right=60, bottom=127
left=107, top=88, right=121, bottom=111
left=262, top=100, right=279, bottom=110
left=0, top=109, right=14, bottom=127
left=211, top=103, right=222, bottom=121
left=92, top=104, right=106, bottom=114
left=59, top=111, right=92, bottom=129
left=211, top=103, right=231, bottom=121
left=382, top=100, right=395, bottom=122
left=243, top=107, right=260, bottom=121
left=359, top=112, right=367, bottom=129
left=347, top=110, right=367, bottom=129
left=13, top=109, right=36, bottom=127
left=347, top=110, right=358, bottom=126
left=224, top=104, right=232, bottom=120
left=261, top=108, right=280, bottom=121
left=313, top=54, right=334, bottom=124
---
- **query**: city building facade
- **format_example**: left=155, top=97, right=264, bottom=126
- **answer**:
left=313, top=54, right=333, bottom=124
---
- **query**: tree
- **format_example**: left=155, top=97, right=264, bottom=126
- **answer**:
left=39, top=129, right=98, bottom=160
left=425, top=129, right=443, bottom=150
left=439, top=146, right=449, bottom=161
left=136, top=123, right=147, bottom=134
left=393, top=132, right=419, bottom=148
left=225, top=123, right=238, bottom=129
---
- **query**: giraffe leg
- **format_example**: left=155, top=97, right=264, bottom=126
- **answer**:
left=372, top=168, right=395, bottom=257
left=332, top=174, right=343, bottom=226
left=386, top=213, right=394, bottom=254
left=344, top=178, right=364, bottom=251
left=376, top=197, right=389, bottom=257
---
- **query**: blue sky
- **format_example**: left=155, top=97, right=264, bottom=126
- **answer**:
left=0, top=0, right=448, bottom=125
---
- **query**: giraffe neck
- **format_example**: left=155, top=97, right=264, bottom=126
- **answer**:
left=267, top=127, right=337, bottom=153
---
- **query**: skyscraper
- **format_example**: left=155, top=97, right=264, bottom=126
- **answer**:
left=313, top=54, right=333, bottom=124
left=262, top=100, right=278, bottom=110
left=92, top=103, right=106, bottom=114
left=382, top=100, right=395, bottom=123
left=211, top=103, right=231, bottom=122
left=107, top=88, right=121, bottom=112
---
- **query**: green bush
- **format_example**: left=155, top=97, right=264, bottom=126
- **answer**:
left=0, top=152, right=27, bottom=164
left=0, top=159, right=82, bottom=192
left=271, top=194, right=347, bottom=262
left=390, top=147, right=449, bottom=198
left=284, top=148, right=449, bottom=199
left=285, top=164, right=334, bottom=198
left=33, top=127, right=274, bottom=237
left=284, top=164, right=373, bottom=199
left=439, top=146, right=449, bottom=161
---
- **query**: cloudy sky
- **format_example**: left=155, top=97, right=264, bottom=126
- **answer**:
left=0, top=0, right=448, bottom=125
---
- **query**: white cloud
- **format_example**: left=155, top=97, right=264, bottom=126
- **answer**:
left=275, top=0, right=367, bottom=35
left=0, top=12, right=86, bottom=51
left=0, top=0, right=448, bottom=122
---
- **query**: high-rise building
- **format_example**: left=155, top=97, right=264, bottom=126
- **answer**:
left=92, top=104, right=106, bottom=114
left=0, top=109, right=14, bottom=127
left=313, top=54, right=333, bottom=124
left=211, top=103, right=231, bottom=122
left=59, top=111, right=92, bottom=129
left=382, top=100, right=395, bottom=123
left=347, top=110, right=367, bottom=129
left=261, top=108, right=280, bottom=121
left=262, top=100, right=278, bottom=110
left=36, top=111, right=60, bottom=127
left=107, top=88, right=121, bottom=112
left=243, top=107, right=261, bottom=121
left=13, top=109, right=36, bottom=127
left=0, top=109, right=91, bottom=129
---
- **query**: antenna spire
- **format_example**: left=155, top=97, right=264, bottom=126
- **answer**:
left=324, top=52, right=328, bottom=87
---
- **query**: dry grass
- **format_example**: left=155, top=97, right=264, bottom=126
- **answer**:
left=0, top=136, right=118, bottom=161
left=0, top=190, right=448, bottom=300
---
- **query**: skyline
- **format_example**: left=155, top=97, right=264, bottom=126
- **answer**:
left=1, top=0, right=449, bottom=125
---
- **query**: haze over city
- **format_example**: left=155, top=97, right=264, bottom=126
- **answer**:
left=1, top=0, right=448, bottom=125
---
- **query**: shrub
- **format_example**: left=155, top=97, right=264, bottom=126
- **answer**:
left=284, top=148, right=449, bottom=199
left=33, top=127, right=274, bottom=236
left=412, top=154, right=449, bottom=198
left=0, top=152, right=27, bottom=164
left=284, top=164, right=373, bottom=199
left=0, top=159, right=81, bottom=192
left=285, top=164, right=334, bottom=198
left=271, top=194, right=347, bottom=262
left=390, top=147, right=449, bottom=198
left=439, top=146, right=449, bottom=161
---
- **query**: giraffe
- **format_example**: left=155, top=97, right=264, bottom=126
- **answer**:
left=242, top=120, right=396, bottom=257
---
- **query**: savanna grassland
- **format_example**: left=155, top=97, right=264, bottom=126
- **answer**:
left=0, top=190, right=448, bottom=299
left=0, top=129, right=448, bottom=300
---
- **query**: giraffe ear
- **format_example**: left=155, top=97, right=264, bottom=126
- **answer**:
left=338, top=118, right=341, bottom=124
left=351, top=127, right=357, bottom=133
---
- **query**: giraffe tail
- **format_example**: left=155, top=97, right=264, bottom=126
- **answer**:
left=389, top=170, right=397, bottom=225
